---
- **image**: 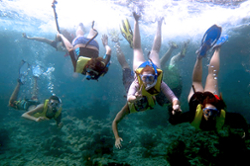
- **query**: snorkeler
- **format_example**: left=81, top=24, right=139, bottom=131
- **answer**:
left=51, top=0, right=111, bottom=81
left=58, top=22, right=111, bottom=81
left=169, top=25, right=249, bottom=139
left=110, top=20, right=189, bottom=103
left=156, top=40, right=189, bottom=107
left=8, top=60, right=63, bottom=128
left=112, top=12, right=182, bottom=149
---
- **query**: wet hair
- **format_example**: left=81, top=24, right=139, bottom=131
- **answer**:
left=84, top=57, right=108, bottom=74
left=49, top=95, right=61, bottom=103
left=140, top=65, right=155, bottom=74
left=202, top=92, right=226, bottom=111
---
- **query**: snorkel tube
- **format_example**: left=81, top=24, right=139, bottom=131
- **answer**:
left=84, top=21, right=98, bottom=48
left=145, top=54, right=158, bottom=90
left=145, top=79, right=157, bottom=90
left=51, top=0, right=60, bottom=33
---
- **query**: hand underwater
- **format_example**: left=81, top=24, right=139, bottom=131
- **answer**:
left=172, top=104, right=182, bottom=115
left=36, top=117, right=48, bottom=122
left=101, top=34, right=108, bottom=46
left=115, top=137, right=123, bottom=149
left=135, top=85, right=143, bottom=99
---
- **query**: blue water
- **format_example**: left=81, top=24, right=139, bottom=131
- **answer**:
left=0, top=0, right=250, bottom=165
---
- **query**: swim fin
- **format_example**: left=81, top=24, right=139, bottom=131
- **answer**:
left=32, top=65, right=42, bottom=78
left=197, top=24, right=222, bottom=57
left=120, top=18, right=133, bottom=48
left=212, top=34, right=228, bottom=49
left=18, top=60, right=30, bottom=84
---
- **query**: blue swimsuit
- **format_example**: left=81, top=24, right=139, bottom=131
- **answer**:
left=72, top=36, right=99, bottom=49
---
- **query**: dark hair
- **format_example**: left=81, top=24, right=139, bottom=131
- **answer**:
left=140, top=65, right=155, bottom=74
left=49, top=95, right=61, bottom=103
left=85, top=57, right=108, bottom=74
left=202, top=93, right=226, bottom=111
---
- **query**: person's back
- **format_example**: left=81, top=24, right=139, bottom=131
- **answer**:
left=58, top=22, right=112, bottom=81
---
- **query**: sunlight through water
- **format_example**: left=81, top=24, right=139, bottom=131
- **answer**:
left=1, top=0, right=250, bottom=43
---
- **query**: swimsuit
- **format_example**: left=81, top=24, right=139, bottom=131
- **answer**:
left=72, top=36, right=99, bottom=49
left=12, top=99, right=40, bottom=111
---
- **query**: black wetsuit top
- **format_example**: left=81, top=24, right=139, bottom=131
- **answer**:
left=169, top=93, right=249, bottom=138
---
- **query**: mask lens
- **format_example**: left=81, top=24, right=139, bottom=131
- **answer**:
left=49, top=101, right=60, bottom=111
left=51, top=102, right=59, bottom=107
left=86, top=68, right=99, bottom=79
left=141, top=74, right=155, bottom=83
left=203, top=107, right=219, bottom=116
left=86, top=75, right=91, bottom=80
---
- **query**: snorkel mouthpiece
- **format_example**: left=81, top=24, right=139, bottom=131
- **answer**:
left=145, top=79, right=157, bottom=90
left=52, top=107, right=57, bottom=113
left=86, top=75, right=91, bottom=80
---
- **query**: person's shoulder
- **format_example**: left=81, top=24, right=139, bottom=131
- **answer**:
left=37, top=103, right=45, bottom=109
left=160, top=81, right=167, bottom=86
left=27, top=103, right=44, bottom=113
left=225, top=111, right=246, bottom=122
left=133, top=78, right=139, bottom=85
left=225, top=112, right=239, bottom=116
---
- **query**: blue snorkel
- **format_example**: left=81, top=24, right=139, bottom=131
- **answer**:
left=139, top=55, right=158, bottom=90
left=86, top=75, right=92, bottom=80
left=148, top=58, right=158, bottom=80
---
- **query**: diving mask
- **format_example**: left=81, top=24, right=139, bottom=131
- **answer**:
left=49, top=100, right=61, bottom=112
left=86, top=68, right=99, bottom=80
left=203, top=107, right=219, bottom=117
left=140, top=74, right=155, bottom=83
left=140, top=74, right=157, bottom=90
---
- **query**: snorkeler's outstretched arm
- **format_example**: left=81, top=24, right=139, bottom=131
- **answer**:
left=112, top=103, right=130, bottom=149
left=21, top=104, right=49, bottom=122
left=102, top=34, right=111, bottom=59
left=169, top=94, right=200, bottom=125
left=161, top=82, right=182, bottom=115
left=127, top=81, right=144, bottom=103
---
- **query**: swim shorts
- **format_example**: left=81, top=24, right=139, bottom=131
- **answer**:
left=12, top=99, right=40, bottom=111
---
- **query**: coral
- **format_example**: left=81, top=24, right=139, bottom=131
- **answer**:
left=1, top=107, right=250, bottom=166
left=166, top=140, right=190, bottom=166
left=0, top=128, right=9, bottom=149
left=139, top=130, right=159, bottom=150
left=42, top=135, right=72, bottom=157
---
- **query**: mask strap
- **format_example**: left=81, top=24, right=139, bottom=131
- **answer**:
left=192, top=85, right=196, bottom=93
left=147, top=58, right=158, bottom=78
